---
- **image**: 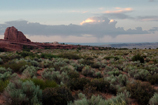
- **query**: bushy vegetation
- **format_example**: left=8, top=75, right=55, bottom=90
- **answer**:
left=3, top=80, right=42, bottom=105
left=1, top=48, right=158, bottom=105
left=132, top=54, right=144, bottom=63
left=126, top=81, right=155, bottom=105
left=42, top=86, right=74, bottom=105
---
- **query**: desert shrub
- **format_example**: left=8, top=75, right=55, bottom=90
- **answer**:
left=93, top=71, right=103, bottom=78
left=0, top=58, right=3, bottom=64
left=22, top=66, right=38, bottom=78
left=106, top=90, right=130, bottom=105
left=68, top=70, right=80, bottom=79
left=83, top=84, right=97, bottom=98
left=42, top=86, right=74, bottom=105
left=105, top=74, right=128, bottom=90
left=67, top=78, right=90, bottom=90
left=42, top=68, right=69, bottom=84
left=90, top=78, right=110, bottom=92
left=41, top=53, right=59, bottom=59
left=0, top=67, right=12, bottom=81
left=147, top=74, right=158, bottom=85
left=126, top=81, right=155, bottom=105
left=145, top=64, right=158, bottom=75
left=91, top=62, right=103, bottom=69
left=3, top=80, right=42, bottom=105
left=104, top=56, right=119, bottom=60
left=128, top=69, right=150, bottom=81
left=104, top=66, right=115, bottom=72
left=42, top=59, right=53, bottom=68
left=118, top=74, right=128, bottom=86
left=73, top=64, right=84, bottom=72
left=107, top=68, right=121, bottom=76
left=41, top=68, right=55, bottom=80
left=149, top=93, right=158, bottom=105
left=0, top=80, right=9, bottom=92
left=123, top=65, right=137, bottom=72
left=68, top=93, right=88, bottom=105
left=68, top=91, right=130, bottom=105
left=3, top=59, right=30, bottom=73
left=0, top=53, right=21, bottom=63
left=58, top=53, right=81, bottom=59
left=27, top=59, right=40, bottom=67
left=132, top=54, right=144, bottom=63
left=17, top=51, right=35, bottom=58
left=53, top=60, right=67, bottom=70
left=79, top=59, right=94, bottom=66
left=83, top=56, right=94, bottom=60
left=23, top=78, right=58, bottom=90
left=82, top=66, right=95, bottom=77
left=60, top=66, right=72, bottom=72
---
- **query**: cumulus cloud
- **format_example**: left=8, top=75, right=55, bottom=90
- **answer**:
left=0, top=19, right=150, bottom=38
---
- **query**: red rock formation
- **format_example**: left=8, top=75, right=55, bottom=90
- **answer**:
left=4, top=26, right=31, bottom=42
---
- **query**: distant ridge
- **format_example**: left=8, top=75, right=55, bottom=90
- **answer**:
left=101, top=42, right=158, bottom=49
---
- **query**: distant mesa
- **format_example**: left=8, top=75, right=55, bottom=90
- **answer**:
left=0, top=26, right=99, bottom=51
left=4, top=26, right=31, bottom=42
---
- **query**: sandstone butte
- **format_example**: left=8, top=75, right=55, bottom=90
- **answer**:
left=0, top=26, right=95, bottom=51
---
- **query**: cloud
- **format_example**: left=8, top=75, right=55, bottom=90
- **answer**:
left=103, top=13, right=134, bottom=20
left=137, top=16, right=158, bottom=21
left=149, top=27, right=158, bottom=33
left=104, top=7, right=133, bottom=14
left=0, top=19, right=150, bottom=38
left=101, top=7, right=158, bottom=22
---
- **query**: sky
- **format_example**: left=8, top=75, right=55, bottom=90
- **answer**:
left=0, top=0, right=158, bottom=43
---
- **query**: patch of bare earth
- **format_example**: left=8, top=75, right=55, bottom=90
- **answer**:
left=37, top=68, right=45, bottom=79
left=0, top=95, right=5, bottom=105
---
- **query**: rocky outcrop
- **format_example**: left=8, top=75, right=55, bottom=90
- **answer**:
left=4, top=26, right=31, bottom=42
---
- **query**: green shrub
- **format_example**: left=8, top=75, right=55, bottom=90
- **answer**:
left=90, top=78, right=110, bottom=92
left=0, top=80, right=9, bottom=92
left=132, top=54, right=144, bottom=63
left=126, top=81, right=155, bottom=105
left=147, top=74, right=158, bottom=85
left=0, top=58, right=3, bottom=64
left=23, top=78, right=58, bottom=90
left=93, top=71, right=103, bottom=78
left=0, top=67, right=12, bottom=81
left=82, top=66, right=95, bottom=77
left=41, top=53, right=58, bottom=59
left=42, top=68, right=69, bottom=84
left=128, top=69, right=150, bottom=81
left=68, top=70, right=80, bottom=79
left=67, top=78, right=90, bottom=90
left=74, top=64, right=84, bottom=72
left=28, top=59, right=40, bottom=67
left=58, top=53, right=81, bottom=59
left=42, top=86, right=74, bottom=105
left=4, top=59, right=30, bottom=73
left=68, top=91, right=130, bottom=105
left=107, top=68, right=121, bottom=76
left=0, top=53, right=21, bottom=63
left=22, top=66, right=38, bottom=78
left=3, top=80, right=42, bottom=105
left=104, top=56, right=119, bottom=60
left=79, top=59, right=94, bottom=66
left=149, top=93, right=158, bottom=105
left=17, top=51, right=35, bottom=58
